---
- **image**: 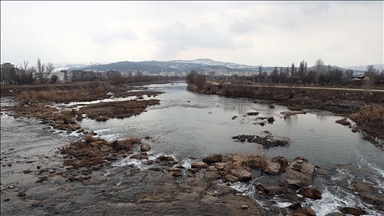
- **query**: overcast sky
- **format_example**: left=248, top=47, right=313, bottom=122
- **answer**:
left=1, top=1, right=383, bottom=67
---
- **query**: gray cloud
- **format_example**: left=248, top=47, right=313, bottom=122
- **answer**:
left=229, top=18, right=261, bottom=35
left=149, top=22, right=238, bottom=58
left=91, top=29, right=138, bottom=44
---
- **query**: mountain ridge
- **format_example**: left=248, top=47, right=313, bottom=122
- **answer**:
left=56, top=58, right=375, bottom=74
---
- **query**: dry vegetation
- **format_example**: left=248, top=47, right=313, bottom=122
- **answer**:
left=350, top=106, right=384, bottom=123
left=77, top=99, right=160, bottom=121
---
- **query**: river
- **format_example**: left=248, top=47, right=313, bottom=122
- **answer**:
left=1, top=82, right=383, bottom=215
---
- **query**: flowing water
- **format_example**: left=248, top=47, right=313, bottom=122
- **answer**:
left=1, top=82, right=383, bottom=215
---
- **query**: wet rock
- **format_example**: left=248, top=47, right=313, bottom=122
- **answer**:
left=172, top=171, right=182, bottom=177
left=93, top=164, right=101, bottom=170
left=230, top=169, right=252, bottom=182
left=241, top=204, right=249, bottom=209
left=68, top=176, right=79, bottom=181
left=207, top=166, right=218, bottom=172
left=336, top=118, right=351, bottom=126
left=191, top=162, right=208, bottom=169
left=140, top=143, right=151, bottom=152
left=213, top=162, right=228, bottom=171
left=162, top=166, right=181, bottom=172
left=351, top=180, right=384, bottom=207
left=201, top=195, right=218, bottom=205
left=202, top=154, right=223, bottom=164
left=254, top=182, right=269, bottom=194
left=129, top=154, right=140, bottom=160
left=17, top=192, right=26, bottom=197
left=283, top=157, right=314, bottom=188
left=292, top=207, right=316, bottom=216
left=325, top=213, right=345, bottom=216
left=156, top=155, right=175, bottom=162
left=340, top=207, right=367, bottom=215
left=205, top=171, right=222, bottom=180
left=23, top=170, right=32, bottom=174
left=247, top=156, right=267, bottom=170
left=273, top=156, right=288, bottom=169
left=265, top=160, right=281, bottom=175
left=247, top=111, right=259, bottom=116
left=148, top=167, right=162, bottom=172
left=36, top=176, right=48, bottom=183
left=188, top=168, right=199, bottom=173
left=298, top=188, right=322, bottom=200
left=288, top=202, right=301, bottom=210
left=225, top=174, right=239, bottom=183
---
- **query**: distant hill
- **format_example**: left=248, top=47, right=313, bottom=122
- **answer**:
left=343, top=64, right=384, bottom=72
left=62, top=59, right=368, bottom=74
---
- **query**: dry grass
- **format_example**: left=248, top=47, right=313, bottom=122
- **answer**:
left=350, top=106, right=384, bottom=123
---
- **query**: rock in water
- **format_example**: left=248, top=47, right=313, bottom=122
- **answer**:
left=202, top=154, right=223, bottom=164
left=230, top=169, right=252, bottom=182
left=191, top=162, right=208, bottom=169
left=283, top=157, right=314, bottom=188
left=340, top=207, right=367, bottom=215
left=298, top=188, right=322, bottom=199
left=140, top=143, right=151, bottom=152
left=292, top=207, right=316, bottom=216
left=264, top=161, right=281, bottom=175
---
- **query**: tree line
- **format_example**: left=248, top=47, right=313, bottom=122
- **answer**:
left=242, top=59, right=383, bottom=87
left=1, top=59, right=56, bottom=85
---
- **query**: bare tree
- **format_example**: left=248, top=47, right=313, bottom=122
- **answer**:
left=45, top=62, right=55, bottom=83
left=36, top=58, right=46, bottom=84
left=365, top=65, right=376, bottom=87
left=258, top=64, right=263, bottom=83
left=314, top=58, right=326, bottom=76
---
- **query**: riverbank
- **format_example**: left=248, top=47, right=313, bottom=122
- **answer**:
left=187, top=81, right=384, bottom=150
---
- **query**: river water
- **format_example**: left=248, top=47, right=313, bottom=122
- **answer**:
left=1, top=82, right=383, bottom=215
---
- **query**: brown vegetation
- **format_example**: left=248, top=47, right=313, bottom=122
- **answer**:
left=77, top=99, right=160, bottom=121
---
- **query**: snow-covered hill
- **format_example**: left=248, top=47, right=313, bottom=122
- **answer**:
left=54, top=62, right=110, bottom=71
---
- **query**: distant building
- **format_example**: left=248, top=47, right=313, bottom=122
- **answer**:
left=107, top=70, right=121, bottom=79
left=1, top=63, right=16, bottom=84
left=71, top=70, right=84, bottom=82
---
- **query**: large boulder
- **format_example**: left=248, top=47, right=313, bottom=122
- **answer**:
left=292, top=207, right=316, bottom=216
left=298, top=188, right=322, bottom=199
left=156, top=155, right=175, bottom=162
left=264, top=160, right=281, bottom=175
left=225, top=174, right=239, bottom=183
left=283, top=157, right=314, bottom=188
left=202, top=154, right=223, bottom=164
left=230, top=169, right=252, bottom=182
left=140, top=143, right=151, bottom=152
left=191, top=162, right=208, bottom=169
left=351, top=180, right=384, bottom=207
left=340, top=207, right=367, bottom=215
